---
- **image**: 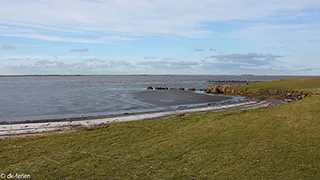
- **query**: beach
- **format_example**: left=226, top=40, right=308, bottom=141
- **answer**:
left=0, top=75, right=292, bottom=136
left=0, top=99, right=273, bottom=136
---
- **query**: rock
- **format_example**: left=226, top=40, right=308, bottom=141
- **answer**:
left=188, top=88, right=196, bottom=91
left=204, top=88, right=211, bottom=93
left=210, top=85, right=222, bottom=94
left=155, top=87, right=168, bottom=90
left=147, top=86, right=154, bottom=90
left=220, top=85, right=232, bottom=93
left=179, top=88, right=185, bottom=91
left=170, top=88, right=178, bottom=91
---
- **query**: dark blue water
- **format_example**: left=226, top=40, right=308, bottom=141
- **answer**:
left=0, top=75, right=314, bottom=122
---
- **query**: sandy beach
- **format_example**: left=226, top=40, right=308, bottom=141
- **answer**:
left=0, top=99, right=272, bottom=136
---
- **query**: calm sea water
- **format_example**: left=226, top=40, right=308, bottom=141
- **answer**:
left=0, top=75, right=314, bottom=122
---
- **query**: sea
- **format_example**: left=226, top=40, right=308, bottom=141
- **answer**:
left=0, top=75, right=315, bottom=122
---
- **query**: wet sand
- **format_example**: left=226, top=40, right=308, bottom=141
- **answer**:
left=132, top=91, right=233, bottom=106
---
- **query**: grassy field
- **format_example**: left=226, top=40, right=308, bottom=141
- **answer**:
left=243, top=78, right=320, bottom=90
left=0, top=78, right=319, bottom=179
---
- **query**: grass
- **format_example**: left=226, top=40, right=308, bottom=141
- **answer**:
left=220, top=78, right=320, bottom=98
left=243, top=78, right=320, bottom=90
left=0, top=78, right=319, bottom=179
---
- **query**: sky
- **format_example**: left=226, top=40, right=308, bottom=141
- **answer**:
left=1, top=0, right=320, bottom=75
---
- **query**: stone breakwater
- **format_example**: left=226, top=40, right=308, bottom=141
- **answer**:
left=147, top=86, right=200, bottom=91
left=203, top=85, right=311, bottom=102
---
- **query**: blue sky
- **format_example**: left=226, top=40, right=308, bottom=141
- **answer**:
left=1, top=0, right=320, bottom=75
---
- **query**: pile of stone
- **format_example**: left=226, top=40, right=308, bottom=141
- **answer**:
left=204, top=85, right=234, bottom=94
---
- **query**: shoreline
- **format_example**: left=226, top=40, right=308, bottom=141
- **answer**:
left=0, top=94, right=244, bottom=125
left=0, top=99, right=272, bottom=136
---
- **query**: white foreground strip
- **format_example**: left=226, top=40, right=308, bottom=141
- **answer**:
left=0, top=100, right=269, bottom=136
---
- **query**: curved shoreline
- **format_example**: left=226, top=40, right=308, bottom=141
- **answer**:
left=0, top=99, right=272, bottom=136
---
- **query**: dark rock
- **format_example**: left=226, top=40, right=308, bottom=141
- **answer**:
left=179, top=88, right=185, bottom=91
left=210, top=85, right=222, bottom=94
left=155, top=87, right=168, bottom=90
left=188, top=88, right=196, bottom=91
left=147, top=86, right=154, bottom=90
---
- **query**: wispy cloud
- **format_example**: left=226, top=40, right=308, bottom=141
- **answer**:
left=1, top=0, right=320, bottom=43
left=1, top=44, right=17, bottom=50
left=205, top=53, right=283, bottom=67
left=144, top=57, right=158, bottom=59
left=139, top=60, right=199, bottom=69
left=193, top=48, right=204, bottom=52
left=0, top=54, right=317, bottom=75
left=71, top=48, right=89, bottom=52
left=162, top=58, right=176, bottom=60
left=3, top=33, right=107, bottom=44
left=0, top=58, right=134, bottom=75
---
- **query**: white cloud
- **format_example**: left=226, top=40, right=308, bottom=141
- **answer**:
left=1, top=0, right=320, bottom=43
left=2, top=33, right=108, bottom=44
left=232, top=23, right=320, bottom=43
left=139, top=60, right=199, bottom=69
left=0, top=54, right=318, bottom=75
left=205, top=53, right=283, bottom=67
left=1, top=44, right=17, bottom=50
left=193, top=48, right=204, bottom=52
left=71, top=48, right=89, bottom=52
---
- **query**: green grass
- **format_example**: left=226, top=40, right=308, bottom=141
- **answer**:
left=244, top=78, right=320, bottom=90
left=223, top=78, right=320, bottom=98
left=0, top=78, right=320, bottom=179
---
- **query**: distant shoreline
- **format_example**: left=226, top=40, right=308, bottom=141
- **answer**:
left=1, top=74, right=319, bottom=77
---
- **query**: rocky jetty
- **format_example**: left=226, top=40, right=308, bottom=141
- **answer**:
left=170, top=88, right=185, bottom=91
left=204, top=85, right=310, bottom=102
left=147, top=87, right=189, bottom=91
left=188, top=88, right=196, bottom=91
left=204, top=85, right=233, bottom=94
left=155, top=87, right=169, bottom=90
